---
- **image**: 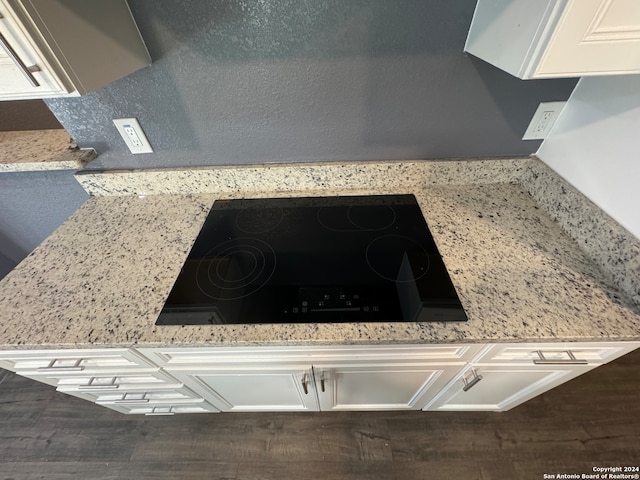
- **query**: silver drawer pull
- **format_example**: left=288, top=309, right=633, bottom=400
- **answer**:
left=533, top=350, right=588, bottom=365
left=114, top=393, right=149, bottom=404
left=462, top=369, right=483, bottom=392
left=145, top=407, right=175, bottom=416
left=37, top=359, right=84, bottom=372
left=115, top=399, right=150, bottom=404
left=0, top=31, right=40, bottom=87
left=301, top=374, right=309, bottom=395
left=78, top=377, right=119, bottom=390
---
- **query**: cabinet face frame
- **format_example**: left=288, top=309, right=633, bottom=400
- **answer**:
left=137, top=344, right=484, bottom=367
left=138, top=345, right=485, bottom=413
left=2, top=342, right=638, bottom=414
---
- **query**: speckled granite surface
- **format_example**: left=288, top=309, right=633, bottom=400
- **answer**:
left=0, top=130, right=96, bottom=172
left=75, top=156, right=640, bottom=312
left=1, top=166, right=639, bottom=348
left=75, top=158, right=527, bottom=196
left=521, top=158, right=640, bottom=308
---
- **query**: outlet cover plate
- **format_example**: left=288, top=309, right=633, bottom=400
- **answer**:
left=523, top=101, right=566, bottom=140
left=113, top=118, right=153, bottom=154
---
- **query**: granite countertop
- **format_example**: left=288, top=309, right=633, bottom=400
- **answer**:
left=0, top=130, right=96, bottom=172
left=0, top=158, right=639, bottom=348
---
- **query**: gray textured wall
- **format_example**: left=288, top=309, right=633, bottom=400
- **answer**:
left=45, top=0, right=578, bottom=170
left=0, top=171, right=89, bottom=279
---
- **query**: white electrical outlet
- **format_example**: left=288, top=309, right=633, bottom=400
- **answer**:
left=522, top=101, right=566, bottom=140
left=113, top=118, right=153, bottom=154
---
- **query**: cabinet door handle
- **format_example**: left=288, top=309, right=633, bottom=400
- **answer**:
left=301, top=374, right=309, bottom=395
left=320, top=373, right=326, bottom=393
left=114, top=393, right=149, bottom=404
left=533, top=350, right=588, bottom=365
left=0, top=31, right=40, bottom=87
left=37, top=359, right=84, bottom=372
left=145, top=407, right=175, bottom=416
left=77, top=377, right=119, bottom=390
left=462, top=369, right=483, bottom=392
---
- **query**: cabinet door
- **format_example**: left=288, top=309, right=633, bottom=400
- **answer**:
left=0, top=1, right=70, bottom=99
left=314, top=364, right=463, bottom=411
left=537, top=0, right=640, bottom=77
left=424, top=363, right=596, bottom=412
left=168, top=366, right=320, bottom=412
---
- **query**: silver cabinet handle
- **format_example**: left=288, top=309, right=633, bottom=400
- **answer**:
left=114, top=393, right=149, bottom=404
left=0, top=31, right=40, bottom=87
left=301, top=374, right=309, bottom=395
left=462, top=369, right=483, bottom=392
left=320, top=373, right=326, bottom=393
left=533, top=350, right=588, bottom=365
left=37, top=359, right=84, bottom=372
left=77, top=377, right=119, bottom=390
left=145, top=407, right=175, bottom=416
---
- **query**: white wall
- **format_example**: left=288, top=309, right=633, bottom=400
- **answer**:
left=537, top=75, right=640, bottom=240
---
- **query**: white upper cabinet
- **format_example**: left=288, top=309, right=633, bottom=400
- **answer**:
left=465, top=0, right=640, bottom=78
left=0, top=0, right=150, bottom=100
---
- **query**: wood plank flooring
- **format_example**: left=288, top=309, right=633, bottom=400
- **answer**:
left=1, top=348, right=639, bottom=480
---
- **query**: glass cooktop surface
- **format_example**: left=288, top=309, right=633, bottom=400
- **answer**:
left=156, top=194, right=467, bottom=325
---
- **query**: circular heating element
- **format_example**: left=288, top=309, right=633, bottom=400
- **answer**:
left=196, top=238, right=276, bottom=300
left=365, top=235, right=431, bottom=283
left=235, top=207, right=283, bottom=234
left=317, top=205, right=396, bottom=232
left=347, top=205, right=396, bottom=231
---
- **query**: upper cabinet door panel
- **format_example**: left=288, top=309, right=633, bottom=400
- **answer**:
left=0, top=0, right=150, bottom=100
left=538, top=0, right=640, bottom=76
left=465, top=0, right=640, bottom=79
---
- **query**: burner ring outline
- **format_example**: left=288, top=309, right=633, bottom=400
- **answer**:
left=365, top=235, right=431, bottom=283
left=317, top=205, right=397, bottom=232
left=235, top=207, right=284, bottom=234
left=195, top=237, right=276, bottom=300
left=212, top=247, right=259, bottom=285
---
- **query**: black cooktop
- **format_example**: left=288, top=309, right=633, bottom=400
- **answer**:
left=156, top=194, right=467, bottom=325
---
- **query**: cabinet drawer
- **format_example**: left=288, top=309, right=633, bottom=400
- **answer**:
left=65, top=385, right=201, bottom=405
left=103, top=402, right=219, bottom=416
left=23, top=370, right=181, bottom=391
left=476, top=342, right=640, bottom=365
left=0, top=348, right=156, bottom=374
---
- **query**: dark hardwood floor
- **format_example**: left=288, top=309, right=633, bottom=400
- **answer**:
left=1, top=348, right=639, bottom=480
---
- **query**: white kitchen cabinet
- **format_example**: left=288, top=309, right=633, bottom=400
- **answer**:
left=424, top=342, right=640, bottom=411
left=314, top=364, right=463, bottom=411
left=138, top=344, right=482, bottom=413
left=424, top=363, right=595, bottom=411
left=2, top=342, right=638, bottom=414
left=474, top=341, right=640, bottom=365
left=0, top=0, right=150, bottom=100
left=465, top=0, right=640, bottom=79
left=0, top=348, right=218, bottom=415
left=0, top=348, right=157, bottom=382
left=167, top=366, right=320, bottom=412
